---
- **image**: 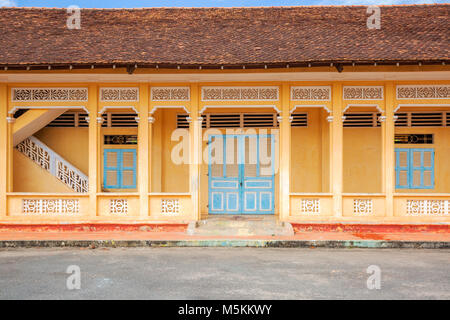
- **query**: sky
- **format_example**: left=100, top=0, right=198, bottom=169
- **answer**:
left=0, top=0, right=446, bottom=8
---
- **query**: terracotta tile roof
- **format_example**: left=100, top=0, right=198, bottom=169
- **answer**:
left=0, top=5, right=448, bottom=68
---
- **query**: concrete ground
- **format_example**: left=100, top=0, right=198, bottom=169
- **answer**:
left=0, top=247, right=449, bottom=299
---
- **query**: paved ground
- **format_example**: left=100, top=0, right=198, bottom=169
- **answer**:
left=0, top=247, right=448, bottom=299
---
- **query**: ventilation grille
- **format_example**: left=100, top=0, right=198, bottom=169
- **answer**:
left=102, top=112, right=138, bottom=127
left=291, top=113, right=308, bottom=127
left=395, top=112, right=448, bottom=127
left=47, top=112, right=89, bottom=127
left=177, top=113, right=279, bottom=129
left=243, top=113, right=276, bottom=127
left=209, top=114, right=241, bottom=128
left=176, top=114, right=190, bottom=129
left=343, top=113, right=381, bottom=127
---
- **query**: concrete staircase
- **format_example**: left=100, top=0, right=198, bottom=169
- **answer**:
left=16, top=135, right=88, bottom=193
left=187, top=215, right=294, bottom=237
left=12, top=109, right=68, bottom=146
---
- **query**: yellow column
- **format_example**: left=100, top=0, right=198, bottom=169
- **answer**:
left=88, top=84, right=98, bottom=218
left=384, top=82, right=395, bottom=217
left=138, top=84, right=149, bottom=219
left=331, top=83, right=343, bottom=217
left=0, top=85, right=7, bottom=217
left=6, top=113, right=14, bottom=194
left=189, top=83, right=201, bottom=221
left=279, top=83, right=291, bottom=221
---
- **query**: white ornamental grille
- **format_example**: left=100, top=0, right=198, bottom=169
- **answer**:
left=110, top=199, right=128, bottom=214
left=291, top=86, right=331, bottom=101
left=353, top=199, right=373, bottom=214
left=17, top=136, right=88, bottom=193
left=16, top=138, right=51, bottom=170
left=56, top=160, right=89, bottom=193
left=12, top=88, right=88, bottom=102
left=301, top=199, right=320, bottom=214
left=202, top=86, right=279, bottom=101
left=161, top=199, right=180, bottom=214
left=22, top=199, right=80, bottom=214
left=100, top=87, right=139, bottom=102
left=406, top=200, right=449, bottom=216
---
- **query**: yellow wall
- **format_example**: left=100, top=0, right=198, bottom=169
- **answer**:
left=13, top=150, right=73, bottom=193
left=343, top=128, right=382, bottom=193
left=291, top=109, right=329, bottom=193
left=151, top=109, right=190, bottom=193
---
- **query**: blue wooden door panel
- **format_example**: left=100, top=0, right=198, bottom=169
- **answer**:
left=209, top=134, right=274, bottom=214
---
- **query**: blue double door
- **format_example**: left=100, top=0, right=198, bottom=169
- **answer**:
left=208, top=134, right=275, bottom=215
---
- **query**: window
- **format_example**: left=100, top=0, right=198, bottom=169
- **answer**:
left=103, top=149, right=137, bottom=189
left=395, top=148, right=434, bottom=189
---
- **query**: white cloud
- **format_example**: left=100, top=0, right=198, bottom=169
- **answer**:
left=0, top=0, right=17, bottom=7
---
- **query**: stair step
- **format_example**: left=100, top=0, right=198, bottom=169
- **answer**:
left=189, top=215, right=294, bottom=237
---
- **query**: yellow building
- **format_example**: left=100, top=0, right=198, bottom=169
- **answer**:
left=0, top=6, right=449, bottom=228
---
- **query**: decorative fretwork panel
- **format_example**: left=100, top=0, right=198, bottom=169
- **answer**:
left=396, top=85, right=450, bottom=99
left=343, top=86, right=384, bottom=100
left=110, top=199, right=128, bottom=214
left=100, top=87, right=139, bottom=102
left=17, top=138, right=50, bottom=170
left=151, top=87, right=190, bottom=101
left=202, top=87, right=279, bottom=101
left=17, top=136, right=89, bottom=193
left=301, top=199, right=320, bottom=214
left=161, top=199, right=180, bottom=214
left=291, top=86, right=331, bottom=101
left=353, top=199, right=373, bottom=214
left=22, top=199, right=80, bottom=214
left=12, top=88, right=88, bottom=102
left=406, top=200, right=449, bottom=215
left=56, top=160, right=89, bottom=193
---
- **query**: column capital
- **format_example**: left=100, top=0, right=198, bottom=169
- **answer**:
left=378, top=115, right=387, bottom=122
left=96, top=117, right=104, bottom=124
left=148, top=116, right=155, bottom=124
left=326, top=115, right=334, bottom=123
left=6, top=117, right=15, bottom=124
left=277, top=115, right=293, bottom=123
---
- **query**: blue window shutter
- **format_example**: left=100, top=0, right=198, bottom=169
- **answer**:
left=120, top=149, right=137, bottom=189
left=395, top=148, right=434, bottom=190
left=104, top=149, right=121, bottom=189
left=410, top=148, right=434, bottom=189
left=395, top=149, right=410, bottom=189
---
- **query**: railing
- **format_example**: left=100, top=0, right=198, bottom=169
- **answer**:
left=16, top=136, right=88, bottom=193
